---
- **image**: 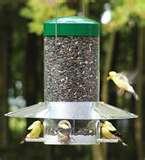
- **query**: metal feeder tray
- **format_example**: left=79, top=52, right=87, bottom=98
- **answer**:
left=5, top=101, right=137, bottom=145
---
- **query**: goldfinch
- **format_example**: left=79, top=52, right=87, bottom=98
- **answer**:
left=100, top=121, right=127, bottom=146
left=26, top=120, right=43, bottom=139
left=107, top=71, right=139, bottom=100
left=57, top=120, right=71, bottom=144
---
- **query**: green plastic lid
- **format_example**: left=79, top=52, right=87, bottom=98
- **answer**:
left=43, top=16, right=100, bottom=37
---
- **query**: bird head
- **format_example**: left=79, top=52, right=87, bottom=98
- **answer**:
left=107, top=71, right=117, bottom=80
left=27, top=120, right=41, bottom=130
left=58, top=120, right=71, bottom=130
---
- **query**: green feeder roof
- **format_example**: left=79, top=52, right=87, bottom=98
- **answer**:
left=43, top=16, right=100, bottom=37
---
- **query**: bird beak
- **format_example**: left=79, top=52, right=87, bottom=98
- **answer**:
left=107, top=76, right=110, bottom=80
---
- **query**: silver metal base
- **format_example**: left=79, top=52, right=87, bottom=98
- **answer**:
left=25, top=138, right=44, bottom=143
left=5, top=101, right=138, bottom=119
left=44, top=135, right=96, bottom=145
left=25, top=137, right=119, bottom=145
left=96, top=139, right=119, bottom=143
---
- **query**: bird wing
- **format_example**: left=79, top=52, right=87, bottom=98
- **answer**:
left=27, top=126, right=42, bottom=138
left=113, top=73, right=131, bottom=90
left=101, top=127, right=116, bottom=139
left=27, top=121, right=41, bottom=130
left=120, top=70, right=138, bottom=84
left=110, top=130, right=122, bottom=138
left=107, top=125, right=116, bottom=132
left=117, top=73, right=129, bottom=83
left=105, top=121, right=117, bottom=132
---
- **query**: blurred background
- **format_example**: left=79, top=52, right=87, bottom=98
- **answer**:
left=0, top=0, right=145, bottom=159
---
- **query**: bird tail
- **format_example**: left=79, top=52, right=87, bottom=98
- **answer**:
left=20, top=139, right=25, bottom=144
left=133, top=92, right=139, bottom=100
left=121, top=141, right=128, bottom=147
left=119, top=139, right=128, bottom=147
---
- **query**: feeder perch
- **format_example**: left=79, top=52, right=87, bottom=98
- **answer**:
left=5, top=16, right=138, bottom=145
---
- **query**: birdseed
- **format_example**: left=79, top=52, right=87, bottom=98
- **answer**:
left=44, top=37, right=99, bottom=101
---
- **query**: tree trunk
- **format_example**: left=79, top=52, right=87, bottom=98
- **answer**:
left=135, top=27, right=144, bottom=160
left=0, top=26, right=13, bottom=160
left=101, top=33, right=115, bottom=102
left=0, top=33, right=9, bottom=147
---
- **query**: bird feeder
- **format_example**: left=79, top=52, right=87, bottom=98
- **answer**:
left=5, top=16, right=137, bottom=145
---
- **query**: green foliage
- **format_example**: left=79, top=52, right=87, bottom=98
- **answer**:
left=103, top=0, right=145, bottom=33
left=9, top=118, right=26, bottom=133
left=20, top=0, right=76, bottom=35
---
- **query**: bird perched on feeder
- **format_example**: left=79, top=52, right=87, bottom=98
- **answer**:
left=100, top=120, right=127, bottom=146
left=26, top=120, right=43, bottom=139
left=20, top=120, right=43, bottom=144
left=86, top=120, right=98, bottom=134
left=57, top=120, right=72, bottom=144
left=107, top=71, right=139, bottom=100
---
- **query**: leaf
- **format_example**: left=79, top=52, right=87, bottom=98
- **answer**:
left=103, top=0, right=145, bottom=33
left=20, top=0, right=76, bottom=35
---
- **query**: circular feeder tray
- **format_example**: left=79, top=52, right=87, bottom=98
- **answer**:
left=97, top=138, right=119, bottom=143
left=44, top=135, right=96, bottom=145
left=25, top=137, right=119, bottom=144
left=25, top=137, right=44, bottom=143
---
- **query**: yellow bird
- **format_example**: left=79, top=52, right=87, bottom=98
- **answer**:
left=26, top=120, right=43, bottom=139
left=57, top=120, right=71, bottom=144
left=107, top=71, right=139, bottom=100
left=86, top=120, right=97, bottom=134
left=100, top=121, right=127, bottom=146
